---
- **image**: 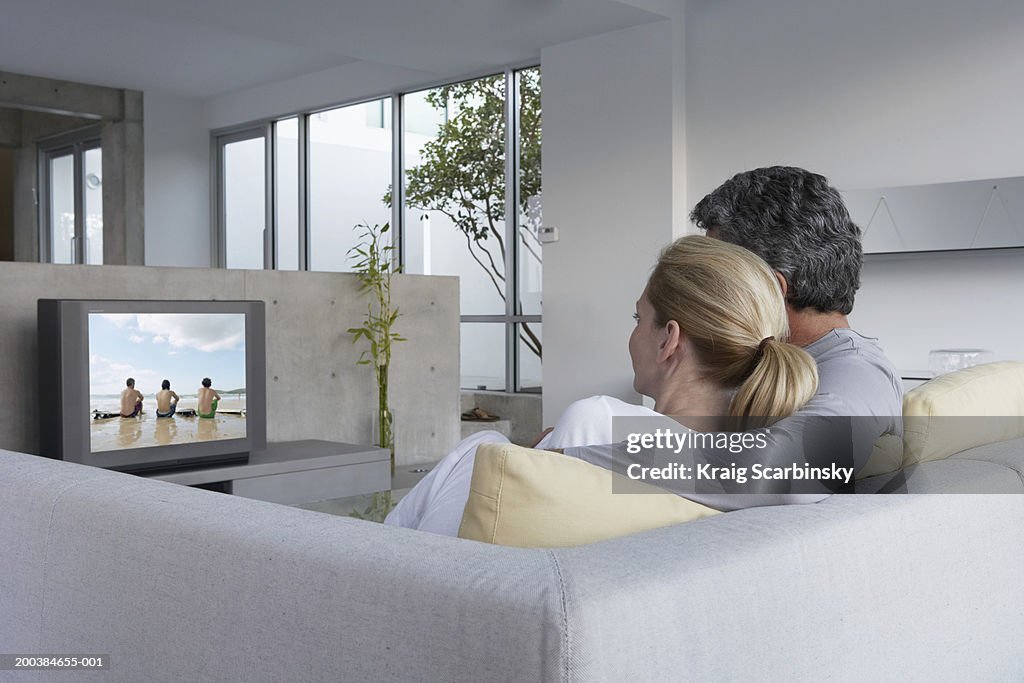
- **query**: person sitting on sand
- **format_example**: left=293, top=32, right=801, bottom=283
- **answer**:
left=119, top=378, right=144, bottom=418
left=197, top=378, right=221, bottom=419
left=155, top=380, right=180, bottom=418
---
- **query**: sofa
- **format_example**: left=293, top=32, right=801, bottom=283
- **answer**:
left=3, top=366, right=1024, bottom=681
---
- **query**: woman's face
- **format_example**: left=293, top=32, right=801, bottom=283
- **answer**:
left=629, top=287, right=662, bottom=397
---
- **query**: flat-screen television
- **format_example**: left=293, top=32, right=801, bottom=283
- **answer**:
left=38, top=299, right=266, bottom=473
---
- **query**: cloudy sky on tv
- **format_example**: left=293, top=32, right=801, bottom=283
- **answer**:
left=88, top=313, right=246, bottom=396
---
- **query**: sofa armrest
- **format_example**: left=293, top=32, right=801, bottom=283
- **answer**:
left=0, top=451, right=568, bottom=682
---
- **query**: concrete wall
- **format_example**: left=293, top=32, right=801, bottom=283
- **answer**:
left=101, top=91, right=145, bottom=266
left=685, top=0, right=1024, bottom=371
left=0, top=147, right=12, bottom=261
left=0, top=263, right=459, bottom=469
left=460, top=391, right=542, bottom=447
left=540, top=21, right=677, bottom=424
left=0, top=71, right=146, bottom=266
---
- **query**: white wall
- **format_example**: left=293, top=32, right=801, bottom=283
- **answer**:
left=685, top=0, right=1024, bottom=371
left=541, top=20, right=677, bottom=424
left=144, top=91, right=211, bottom=267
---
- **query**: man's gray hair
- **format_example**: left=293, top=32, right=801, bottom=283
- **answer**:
left=690, top=166, right=862, bottom=315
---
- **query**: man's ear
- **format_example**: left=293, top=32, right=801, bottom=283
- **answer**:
left=658, top=320, right=682, bottom=363
left=774, top=271, right=789, bottom=298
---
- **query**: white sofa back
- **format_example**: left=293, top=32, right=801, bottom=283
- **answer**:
left=3, top=447, right=1023, bottom=681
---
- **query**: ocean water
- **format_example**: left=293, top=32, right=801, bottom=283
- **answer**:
left=90, top=394, right=247, bottom=414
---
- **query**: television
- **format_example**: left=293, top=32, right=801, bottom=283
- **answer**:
left=38, top=299, right=266, bottom=473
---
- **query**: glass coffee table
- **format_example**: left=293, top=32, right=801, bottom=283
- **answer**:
left=292, top=461, right=437, bottom=521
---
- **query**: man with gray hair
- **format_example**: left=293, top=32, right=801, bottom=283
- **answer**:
left=689, top=166, right=902, bottom=426
left=387, top=167, right=904, bottom=534
left=562, top=166, right=903, bottom=503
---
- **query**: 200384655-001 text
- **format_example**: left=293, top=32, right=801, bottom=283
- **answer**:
left=0, top=655, right=109, bottom=670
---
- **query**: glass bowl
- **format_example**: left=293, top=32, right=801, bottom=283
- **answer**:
left=928, top=348, right=993, bottom=376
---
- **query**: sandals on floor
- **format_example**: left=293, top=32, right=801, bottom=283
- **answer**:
left=461, top=407, right=500, bottom=422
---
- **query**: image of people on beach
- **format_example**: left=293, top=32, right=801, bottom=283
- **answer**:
left=88, top=313, right=247, bottom=452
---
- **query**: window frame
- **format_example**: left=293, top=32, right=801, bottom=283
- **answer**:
left=211, top=63, right=541, bottom=393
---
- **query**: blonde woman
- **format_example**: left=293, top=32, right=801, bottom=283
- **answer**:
left=386, top=236, right=819, bottom=535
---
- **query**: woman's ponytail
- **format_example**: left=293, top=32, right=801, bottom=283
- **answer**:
left=730, top=337, right=818, bottom=428
left=647, top=235, right=820, bottom=424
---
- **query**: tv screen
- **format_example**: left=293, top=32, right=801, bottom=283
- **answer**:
left=88, top=312, right=248, bottom=453
left=38, top=299, right=266, bottom=473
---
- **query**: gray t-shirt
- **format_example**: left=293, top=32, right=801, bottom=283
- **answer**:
left=801, top=327, right=904, bottom=423
left=565, top=328, right=904, bottom=510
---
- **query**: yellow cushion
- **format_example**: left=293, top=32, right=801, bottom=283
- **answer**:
left=859, top=433, right=904, bottom=479
left=902, top=361, right=1024, bottom=465
left=458, top=443, right=719, bottom=548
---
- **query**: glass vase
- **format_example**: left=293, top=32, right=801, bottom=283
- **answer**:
left=376, top=406, right=395, bottom=476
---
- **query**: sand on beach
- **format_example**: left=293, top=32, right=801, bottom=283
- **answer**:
left=90, top=396, right=247, bottom=452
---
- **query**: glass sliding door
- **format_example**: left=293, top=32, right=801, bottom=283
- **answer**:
left=461, top=322, right=507, bottom=391
left=41, top=135, right=102, bottom=264
left=47, top=152, right=76, bottom=264
left=307, top=99, right=392, bottom=272
left=83, top=146, right=103, bottom=265
left=274, top=118, right=300, bottom=271
left=401, top=69, right=542, bottom=391
left=516, top=67, right=542, bottom=318
left=218, top=129, right=267, bottom=269
left=402, top=75, right=507, bottom=316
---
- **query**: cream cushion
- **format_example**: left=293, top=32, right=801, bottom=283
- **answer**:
left=859, top=433, right=904, bottom=479
left=902, top=361, right=1024, bottom=465
left=458, top=442, right=719, bottom=548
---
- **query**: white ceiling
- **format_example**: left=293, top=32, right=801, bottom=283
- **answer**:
left=0, top=0, right=667, bottom=99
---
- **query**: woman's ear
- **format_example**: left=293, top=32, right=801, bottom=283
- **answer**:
left=658, top=320, right=682, bottom=363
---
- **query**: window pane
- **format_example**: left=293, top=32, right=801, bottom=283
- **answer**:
left=223, top=136, right=265, bottom=269
left=461, top=322, right=506, bottom=391
left=275, top=118, right=299, bottom=270
left=308, top=100, right=392, bottom=272
left=403, top=76, right=507, bottom=315
left=517, top=67, right=542, bottom=316
left=84, top=146, right=103, bottom=265
left=49, top=153, right=75, bottom=264
left=517, top=322, right=542, bottom=392
left=404, top=91, right=445, bottom=135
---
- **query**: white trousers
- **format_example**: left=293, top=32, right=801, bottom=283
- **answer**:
left=384, top=396, right=659, bottom=536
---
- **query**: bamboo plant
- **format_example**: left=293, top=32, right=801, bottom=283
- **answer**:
left=347, top=222, right=405, bottom=467
left=347, top=222, right=405, bottom=521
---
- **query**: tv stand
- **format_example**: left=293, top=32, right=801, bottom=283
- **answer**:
left=147, top=440, right=390, bottom=505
